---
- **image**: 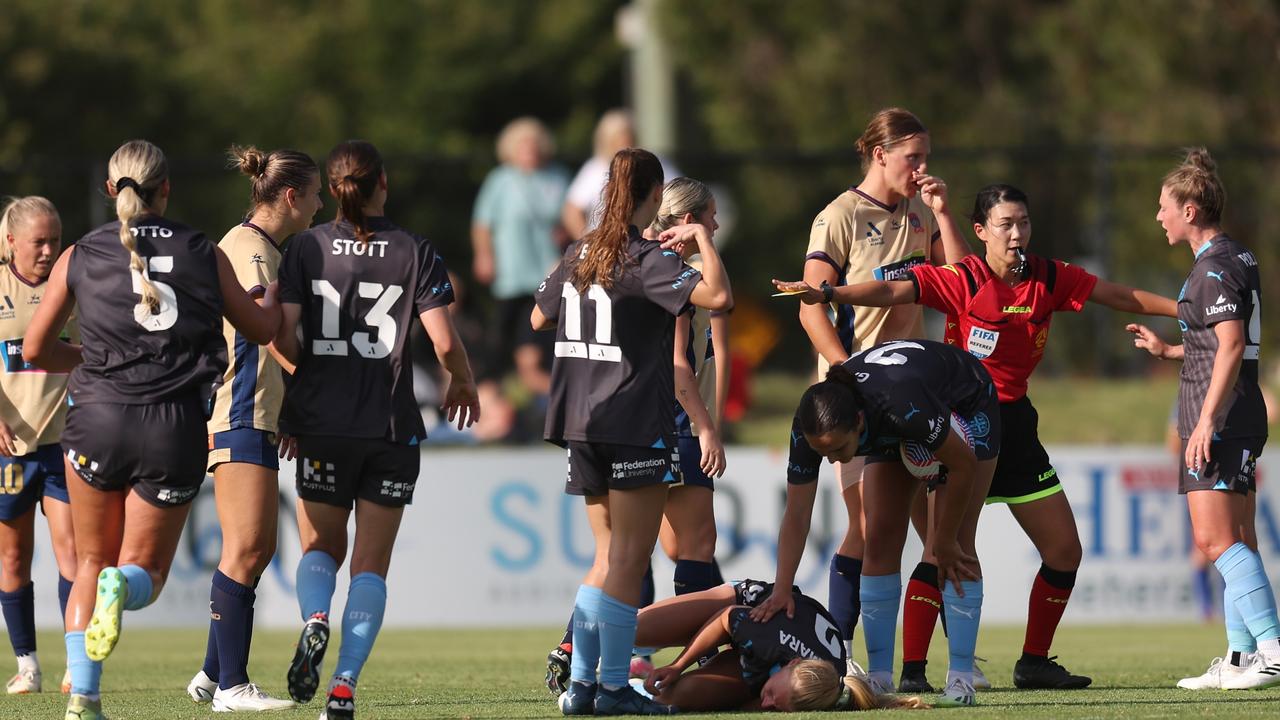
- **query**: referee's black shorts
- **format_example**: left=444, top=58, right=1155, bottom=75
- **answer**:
left=987, top=396, right=1061, bottom=505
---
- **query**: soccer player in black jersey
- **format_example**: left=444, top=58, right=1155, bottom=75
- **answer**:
left=1127, top=148, right=1280, bottom=690
left=531, top=149, right=732, bottom=715
left=272, top=140, right=479, bottom=720
left=633, top=580, right=927, bottom=712
left=22, top=139, right=282, bottom=720
left=761, top=339, right=1000, bottom=707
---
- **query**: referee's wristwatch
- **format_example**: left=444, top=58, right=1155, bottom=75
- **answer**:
left=819, top=281, right=834, bottom=304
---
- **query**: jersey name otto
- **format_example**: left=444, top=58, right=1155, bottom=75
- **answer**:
left=806, top=189, right=940, bottom=354
left=0, top=265, right=79, bottom=454
left=1176, top=235, right=1265, bottom=439
left=788, top=339, right=994, bottom=483
left=278, top=217, right=454, bottom=443
left=911, top=253, right=1096, bottom=402
left=536, top=229, right=700, bottom=447
left=208, top=224, right=285, bottom=434
left=67, top=217, right=226, bottom=405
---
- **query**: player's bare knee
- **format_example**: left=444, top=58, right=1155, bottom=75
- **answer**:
left=0, top=547, right=29, bottom=587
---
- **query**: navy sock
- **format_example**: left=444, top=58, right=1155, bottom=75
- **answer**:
left=0, top=583, right=36, bottom=656
left=58, top=575, right=73, bottom=625
left=640, top=564, right=655, bottom=609
left=201, top=619, right=220, bottom=681
left=828, top=554, right=863, bottom=643
left=673, top=560, right=719, bottom=595
left=211, top=570, right=256, bottom=689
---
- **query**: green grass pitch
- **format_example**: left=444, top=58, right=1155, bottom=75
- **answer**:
left=3, top=623, right=1278, bottom=718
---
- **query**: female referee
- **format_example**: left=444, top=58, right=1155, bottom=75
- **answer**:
left=0, top=197, right=78, bottom=695
left=544, top=177, right=729, bottom=696
left=776, top=182, right=1177, bottom=692
left=1127, top=148, right=1280, bottom=690
left=762, top=338, right=1000, bottom=707
left=23, top=139, right=282, bottom=720
left=794, top=107, right=969, bottom=669
left=531, top=149, right=732, bottom=715
left=185, top=146, right=322, bottom=711
left=273, top=140, right=480, bottom=720
left=636, top=580, right=926, bottom=712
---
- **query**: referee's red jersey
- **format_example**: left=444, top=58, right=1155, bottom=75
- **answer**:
left=910, top=254, right=1097, bottom=402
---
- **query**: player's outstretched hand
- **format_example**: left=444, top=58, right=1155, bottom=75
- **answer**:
left=697, top=426, right=726, bottom=478
left=749, top=586, right=795, bottom=622
left=645, top=664, right=682, bottom=695
left=277, top=433, right=298, bottom=461
left=934, top=539, right=980, bottom=595
left=770, top=279, right=824, bottom=304
left=0, top=420, right=15, bottom=457
left=914, top=171, right=950, bottom=213
left=443, top=379, right=481, bottom=430
left=1126, top=323, right=1170, bottom=359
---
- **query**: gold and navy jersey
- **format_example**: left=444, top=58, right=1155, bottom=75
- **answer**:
left=0, top=264, right=78, bottom=455
left=806, top=189, right=940, bottom=355
left=535, top=229, right=701, bottom=448
left=66, top=216, right=227, bottom=405
left=278, top=217, right=454, bottom=443
left=208, top=224, right=285, bottom=434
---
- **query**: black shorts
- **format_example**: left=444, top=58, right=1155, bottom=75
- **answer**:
left=564, top=440, right=682, bottom=497
left=986, top=397, right=1062, bottom=505
left=675, top=435, right=713, bottom=490
left=1179, top=436, right=1264, bottom=495
left=294, top=435, right=419, bottom=508
left=62, top=399, right=208, bottom=508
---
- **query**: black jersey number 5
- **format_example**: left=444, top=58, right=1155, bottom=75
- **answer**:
left=556, top=282, right=620, bottom=363
left=131, top=256, right=180, bottom=331
left=310, top=279, right=403, bottom=359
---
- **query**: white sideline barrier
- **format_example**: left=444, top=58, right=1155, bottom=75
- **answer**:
left=24, top=445, right=1279, bottom=627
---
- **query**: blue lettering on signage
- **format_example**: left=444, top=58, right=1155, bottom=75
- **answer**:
left=490, top=483, right=542, bottom=572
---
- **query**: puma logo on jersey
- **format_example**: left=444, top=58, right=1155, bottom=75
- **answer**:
left=777, top=630, right=818, bottom=660
left=331, top=238, right=390, bottom=257
left=1205, top=270, right=1225, bottom=282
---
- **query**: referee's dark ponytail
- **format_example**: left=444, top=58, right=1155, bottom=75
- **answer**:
left=797, top=365, right=863, bottom=436
left=326, top=140, right=383, bottom=246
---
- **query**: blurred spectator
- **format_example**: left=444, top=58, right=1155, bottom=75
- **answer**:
left=471, top=117, right=568, bottom=401
left=562, top=109, right=680, bottom=239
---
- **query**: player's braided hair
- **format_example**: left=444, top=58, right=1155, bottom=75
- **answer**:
left=327, top=140, right=383, bottom=247
left=230, top=145, right=318, bottom=217
left=854, top=108, right=927, bottom=171
left=797, top=364, right=864, bottom=436
left=1163, top=147, right=1225, bottom=225
left=789, top=659, right=931, bottom=710
left=572, top=148, right=663, bottom=291
left=0, top=196, right=59, bottom=266
left=108, top=140, right=168, bottom=315
left=649, top=177, right=713, bottom=234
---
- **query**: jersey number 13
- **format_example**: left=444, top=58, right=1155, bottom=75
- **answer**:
left=310, top=280, right=403, bottom=359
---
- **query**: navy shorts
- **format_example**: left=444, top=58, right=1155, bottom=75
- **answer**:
left=565, top=439, right=682, bottom=497
left=0, top=444, right=69, bottom=521
left=208, top=428, right=280, bottom=473
left=1180, top=436, right=1264, bottom=495
left=295, top=435, right=419, bottom=509
left=62, top=399, right=208, bottom=508
left=675, top=435, right=714, bottom=490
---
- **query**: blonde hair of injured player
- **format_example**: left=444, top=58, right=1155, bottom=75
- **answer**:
left=633, top=585, right=928, bottom=712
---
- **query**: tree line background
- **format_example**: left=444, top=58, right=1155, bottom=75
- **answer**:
left=2, top=0, right=1279, bottom=376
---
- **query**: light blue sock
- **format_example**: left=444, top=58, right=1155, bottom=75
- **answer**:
left=333, top=573, right=387, bottom=682
left=65, top=631, right=102, bottom=697
left=1225, top=581, right=1258, bottom=653
left=859, top=573, right=901, bottom=676
left=943, top=580, right=984, bottom=678
left=118, top=564, right=153, bottom=611
left=296, top=551, right=338, bottom=619
left=597, top=592, right=638, bottom=690
left=1216, top=543, right=1280, bottom=643
left=569, top=585, right=603, bottom=684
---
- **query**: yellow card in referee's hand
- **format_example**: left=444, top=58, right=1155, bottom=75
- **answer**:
left=771, top=289, right=807, bottom=297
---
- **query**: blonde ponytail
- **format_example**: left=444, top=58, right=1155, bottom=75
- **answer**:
left=107, top=140, right=168, bottom=315
left=0, top=196, right=59, bottom=265
left=790, top=659, right=931, bottom=711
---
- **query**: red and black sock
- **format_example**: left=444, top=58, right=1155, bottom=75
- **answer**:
left=1022, top=563, right=1076, bottom=660
left=902, top=561, right=943, bottom=665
